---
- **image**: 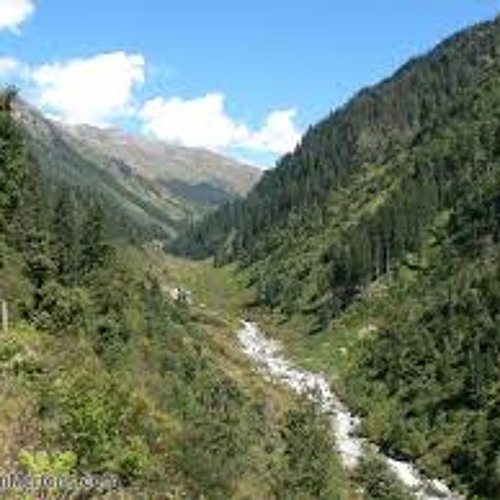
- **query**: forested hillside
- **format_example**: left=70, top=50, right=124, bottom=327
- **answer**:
left=0, top=88, right=347, bottom=498
left=175, top=17, right=500, bottom=261
left=174, top=15, right=500, bottom=498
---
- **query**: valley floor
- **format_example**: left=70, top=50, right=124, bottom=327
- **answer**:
left=152, top=250, right=442, bottom=499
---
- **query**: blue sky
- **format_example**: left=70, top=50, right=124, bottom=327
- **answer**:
left=0, top=0, right=499, bottom=166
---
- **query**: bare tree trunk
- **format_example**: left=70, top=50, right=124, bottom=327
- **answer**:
left=1, top=300, right=8, bottom=334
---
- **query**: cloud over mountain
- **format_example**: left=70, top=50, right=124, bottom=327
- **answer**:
left=31, top=52, right=145, bottom=125
left=141, top=92, right=300, bottom=155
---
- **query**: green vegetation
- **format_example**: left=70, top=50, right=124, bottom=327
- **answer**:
left=9, top=13, right=500, bottom=498
left=276, top=402, right=345, bottom=499
left=174, top=15, right=500, bottom=499
left=0, top=87, right=351, bottom=498
left=354, top=455, right=412, bottom=500
left=343, top=180, right=500, bottom=497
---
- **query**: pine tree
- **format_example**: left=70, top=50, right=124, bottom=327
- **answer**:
left=278, top=402, right=340, bottom=499
left=0, top=87, right=27, bottom=232
left=79, top=202, right=113, bottom=276
left=52, top=188, right=79, bottom=284
left=10, top=164, right=54, bottom=291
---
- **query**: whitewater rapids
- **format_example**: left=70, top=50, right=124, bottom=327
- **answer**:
left=237, top=321, right=462, bottom=500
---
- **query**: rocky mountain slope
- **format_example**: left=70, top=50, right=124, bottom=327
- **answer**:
left=63, top=123, right=259, bottom=198
left=14, top=101, right=260, bottom=239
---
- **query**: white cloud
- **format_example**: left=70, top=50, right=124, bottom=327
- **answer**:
left=141, top=93, right=248, bottom=149
left=0, top=0, right=35, bottom=32
left=244, top=109, right=300, bottom=155
left=0, top=56, right=23, bottom=77
left=140, top=92, right=300, bottom=155
left=18, top=48, right=300, bottom=157
left=31, top=51, right=145, bottom=125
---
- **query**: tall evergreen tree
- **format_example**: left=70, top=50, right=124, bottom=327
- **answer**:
left=10, top=164, right=54, bottom=291
left=79, top=202, right=113, bottom=276
left=0, top=87, right=27, bottom=233
left=52, top=188, right=79, bottom=284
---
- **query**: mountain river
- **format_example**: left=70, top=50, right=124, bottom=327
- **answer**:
left=237, top=321, right=463, bottom=500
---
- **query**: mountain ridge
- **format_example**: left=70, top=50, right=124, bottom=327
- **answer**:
left=62, top=121, right=260, bottom=196
left=174, top=15, right=500, bottom=258
left=14, top=100, right=261, bottom=240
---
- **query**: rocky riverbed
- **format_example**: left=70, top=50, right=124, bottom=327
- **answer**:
left=237, top=321, right=462, bottom=500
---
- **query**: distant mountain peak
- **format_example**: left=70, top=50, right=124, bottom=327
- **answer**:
left=60, top=119, right=261, bottom=194
left=14, top=100, right=261, bottom=239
